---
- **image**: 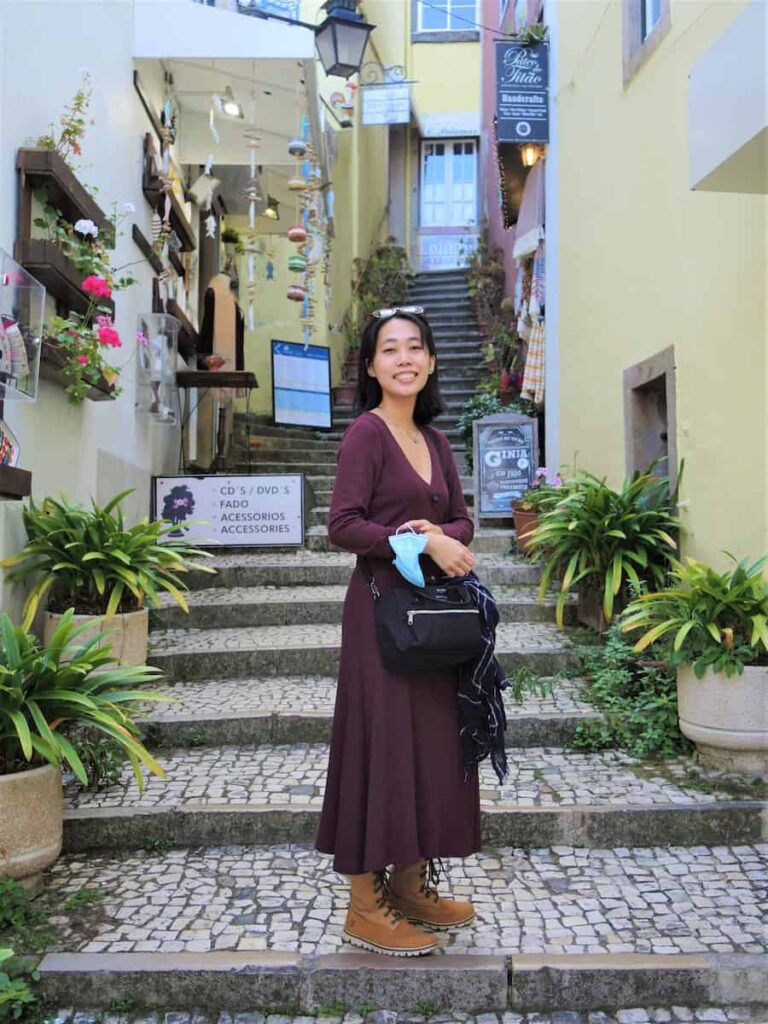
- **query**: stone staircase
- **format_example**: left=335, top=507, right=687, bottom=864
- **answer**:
left=36, top=271, right=768, bottom=1019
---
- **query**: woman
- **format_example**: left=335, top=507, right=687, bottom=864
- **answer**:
left=315, top=306, right=481, bottom=957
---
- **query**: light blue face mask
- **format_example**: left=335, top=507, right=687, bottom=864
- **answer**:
left=388, top=526, right=429, bottom=588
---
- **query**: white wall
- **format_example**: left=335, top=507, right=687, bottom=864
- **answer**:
left=0, top=0, right=184, bottom=550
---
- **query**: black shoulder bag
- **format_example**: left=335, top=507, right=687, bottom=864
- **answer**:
left=360, top=560, right=485, bottom=675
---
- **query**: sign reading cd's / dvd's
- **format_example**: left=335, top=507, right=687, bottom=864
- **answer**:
left=271, top=340, right=332, bottom=430
left=152, top=474, right=304, bottom=547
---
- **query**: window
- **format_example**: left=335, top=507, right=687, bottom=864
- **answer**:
left=420, top=139, right=477, bottom=227
left=622, top=0, right=670, bottom=85
left=418, top=0, right=477, bottom=33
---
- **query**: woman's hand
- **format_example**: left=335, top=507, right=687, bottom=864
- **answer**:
left=424, top=533, right=476, bottom=576
left=400, top=519, right=444, bottom=537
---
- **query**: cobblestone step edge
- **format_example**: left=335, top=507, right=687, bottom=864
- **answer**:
left=138, top=708, right=599, bottom=749
left=37, top=950, right=768, bottom=1015
left=61, top=800, right=768, bottom=854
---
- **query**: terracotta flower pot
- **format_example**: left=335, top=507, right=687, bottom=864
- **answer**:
left=677, top=664, right=768, bottom=777
left=512, top=504, right=539, bottom=554
left=0, top=763, right=63, bottom=881
left=43, top=608, right=149, bottom=667
left=333, top=383, right=357, bottom=407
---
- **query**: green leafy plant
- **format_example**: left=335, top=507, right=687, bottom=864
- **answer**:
left=2, top=488, right=214, bottom=627
left=515, top=23, right=548, bottom=44
left=32, top=198, right=136, bottom=290
left=0, top=882, right=47, bottom=936
left=570, top=621, right=690, bottom=758
left=514, top=467, right=566, bottom=512
left=67, top=728, right=126, bottom=790
left=0, top=948, right=38, bottom=1023
left=505, top=666, right=555, bottom=703
left=621, top=554, right=768, bottom=678
left=107, top=996, right=136, bottom=1014
left=35, top=70, right=93, bottom=167
left=457, top=389, right=501, bottom=473
left=413, top=999, right=440, bottom=1017
left=527, top=468, right=680, bottom=626
left=62, top=889, right=105, bottom=912
left=0, top=610, right=167, bottom=789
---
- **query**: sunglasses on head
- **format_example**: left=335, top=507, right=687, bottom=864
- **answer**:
left=371, top=305, right=425, bottom=319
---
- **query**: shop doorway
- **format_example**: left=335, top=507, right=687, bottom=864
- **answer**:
left=624, top=346, right=678, bottom=488
left=418, top=137, right=478, bottom=270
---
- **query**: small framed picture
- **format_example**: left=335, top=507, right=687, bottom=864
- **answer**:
left=0, top=418, right=20, bottom=467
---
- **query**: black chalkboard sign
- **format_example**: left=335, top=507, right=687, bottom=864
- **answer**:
left=495, top=41, right=549, bottom=144
left=473, top=413, right=539, bottom=520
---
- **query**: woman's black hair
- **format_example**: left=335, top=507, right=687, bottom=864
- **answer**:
left=353, top=311, right=443, bottom=425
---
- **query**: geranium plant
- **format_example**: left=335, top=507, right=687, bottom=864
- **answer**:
left=48, top=276, right=123, bottom=404
left=514, top=467, right=565, bottom=512
left=35, top=69, right=93, bottom=168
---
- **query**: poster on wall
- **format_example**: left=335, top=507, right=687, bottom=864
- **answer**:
left=271, top=340, right=332, bottom=430
left=361, top=83, right=411, bottom=126
left=495, top=41, right=549, bottom=144
left=472, top=413, right=539, bottom=521
left=152, top=473, right=304, bottom=548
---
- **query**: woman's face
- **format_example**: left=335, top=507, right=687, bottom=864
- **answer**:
left=367, top=316, right=435, bottom=401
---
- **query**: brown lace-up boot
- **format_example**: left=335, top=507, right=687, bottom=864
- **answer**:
left=388, top=859, right=474, bottom=930
left=343, top=870, right=439, bottom=956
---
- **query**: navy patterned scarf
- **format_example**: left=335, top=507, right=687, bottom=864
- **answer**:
left=457, top=572, right=508, bottom=783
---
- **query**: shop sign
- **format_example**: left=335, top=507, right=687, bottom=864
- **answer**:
left=152, top=473, right=304, bottom=547
left=419, top=233, right=477, bottom=271
left=361, top=83, right=411, bottom=126
left=472, top=413, right=539, bottom=520
left=495, top=41, right=549, bottom=143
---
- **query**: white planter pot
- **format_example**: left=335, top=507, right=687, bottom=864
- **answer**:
left=43, top=608, right=149, bottom=667
left=677, top=664, right=768, bottom=776
left=0, top=763, right=63, bottom=881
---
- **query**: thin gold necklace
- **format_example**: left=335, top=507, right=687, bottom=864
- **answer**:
left=377, top=412, right=421, bottom=445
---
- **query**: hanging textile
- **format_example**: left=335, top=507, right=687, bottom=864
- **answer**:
left=513, top=158, right=545, bottom=260
left=521, top=317, right=545, bottom=405
left=529, top=240, right=545, bottom=319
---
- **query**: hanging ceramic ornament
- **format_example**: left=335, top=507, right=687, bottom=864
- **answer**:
left=288, top=174, right=307, bottom=191
left=287, top=284, right=306, bottom=302
left=204, top=214, right=217, bottom=239
left=288, top=254, right=308, bottom=273
left=151, top=211, right=163, bottom=243
left=287, top=224, right=307, bottom=244
left=288, top=138, right=307, bottom=158
left=266, top=250, right=275, bottom=281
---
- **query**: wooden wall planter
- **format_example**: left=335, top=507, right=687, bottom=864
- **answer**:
left=13, top=239, right=114, bottom=317
left=0, top=465, right=32, bottom=499
left=40, top=338, right=116, bottom=402
left=17, top=148, right=113, bottom=241
left=166, top=299, right=199, bottom=363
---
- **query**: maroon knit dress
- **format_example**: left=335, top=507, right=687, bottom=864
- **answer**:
left=315, top=411, right=482, bottom=875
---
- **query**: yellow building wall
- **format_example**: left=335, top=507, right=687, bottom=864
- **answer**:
left=556, top=0, right=767, bottom=564
left=410, top=43, right=481, bottom=119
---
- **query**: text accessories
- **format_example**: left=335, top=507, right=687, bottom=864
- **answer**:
left=388, top=525, right=429, bottom=588
left=361, top=561, right=485, bottom=675
left=371, top=305, right=425, bottom=320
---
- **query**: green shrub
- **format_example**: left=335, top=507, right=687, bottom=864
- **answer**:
left=0, top=948, right=39, bottom=1023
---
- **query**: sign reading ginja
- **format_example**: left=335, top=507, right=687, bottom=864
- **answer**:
left=495, top=41, right=549, bottom=144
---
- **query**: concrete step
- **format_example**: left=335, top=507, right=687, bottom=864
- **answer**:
left=185, top=552, right=537, bottom=591
left=151, top=583, right=575, bottom=631
left=308, top=480, right=476, bottom=506
left=245, top=447, right=341, bottom=466
left=147, top=620, right=575, bottom=680
left=247, top=435, right=339, bottom=454
left=62, top=742, right=767, bottom=850
left=305, top=526, right=508, bottom=555
left=138, top=673, right=598, bottom=748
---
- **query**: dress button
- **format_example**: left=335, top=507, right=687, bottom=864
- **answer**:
left=431, top=493, right=440, bottom=503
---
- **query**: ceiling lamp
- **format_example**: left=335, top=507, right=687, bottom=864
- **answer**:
left=520, top=143, right=541, bottom=168
left=314, top=0, right=375, bottom=80
left=214, top=85, right=244, bottom=119
left=263, top=196, right=280, bottom=221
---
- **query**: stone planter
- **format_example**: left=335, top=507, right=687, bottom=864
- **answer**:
left=677, top=664, right=768, bottom=777
left=0, top=763, right=63, bottom=881
left=43, top=608, right=149, bottom=667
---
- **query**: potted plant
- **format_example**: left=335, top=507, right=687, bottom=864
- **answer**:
left=1, top=489, right=214, bottom=666
left=512, top=467, right=565, bottom=553
left=0, top=610, right=166, bottom=880
left=526, top=468, right=680, bottom=630
left=621, top=554, right=768, bottom=775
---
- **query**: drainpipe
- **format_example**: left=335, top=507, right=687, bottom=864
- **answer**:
left=543, top=0, right=560, bottom=472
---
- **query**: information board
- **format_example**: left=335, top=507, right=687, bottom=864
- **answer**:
left=472, top=414, right=539, bottom=519
left=271, top=340, right=332, bottom=429
left=361, top=83, right=411, bottom=126
left=152, top=473, right=304, bottom=547
left=495, top=41, right=549, bottom=144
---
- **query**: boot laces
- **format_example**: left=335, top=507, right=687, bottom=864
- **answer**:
left=373, top=868, right=404, bottom=922
left=420, top=858, right=444, bottom=903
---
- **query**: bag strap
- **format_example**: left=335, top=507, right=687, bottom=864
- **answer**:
left=359, top=557, right=381, bottom=600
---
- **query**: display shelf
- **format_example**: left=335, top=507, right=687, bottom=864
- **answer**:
left=40, top=338, right=116, bottom=402
left=0, top=464, right=32, bottom=499
left=13, top=239, right=114, bottom=317
left=17, top=148, right=113, bottom=241
left=176, top=370, right=258, bottom=390
left=142, top=135, right=196, bottom=253
left=166, top=299, right=198, bottom=363
left=132, top=224, right=163, bottom=274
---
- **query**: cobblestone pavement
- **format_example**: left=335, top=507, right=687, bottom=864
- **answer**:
left=49, top=1009, right=768, bottom=1024
left=63, top=744, right=739, bottom=810
left=43, top=843, right=767, bottom=956
left=141, top=676, right=595, bottom=721
left=148, top=623, right=572, bottom=657
left=196, top=551, right=538, bottom=571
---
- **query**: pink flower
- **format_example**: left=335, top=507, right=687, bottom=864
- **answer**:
left=96, top=314, right=113, bottom=329
left=77, top=355, right=89, bottom=365
left=81, top=275, right=112, bottom=299
left=136, top=330, right=148, bottom=347
left=97, top=325, right=122, bottom=348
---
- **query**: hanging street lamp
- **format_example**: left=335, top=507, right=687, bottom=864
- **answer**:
left=314, top=0, right=375, bottom=79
